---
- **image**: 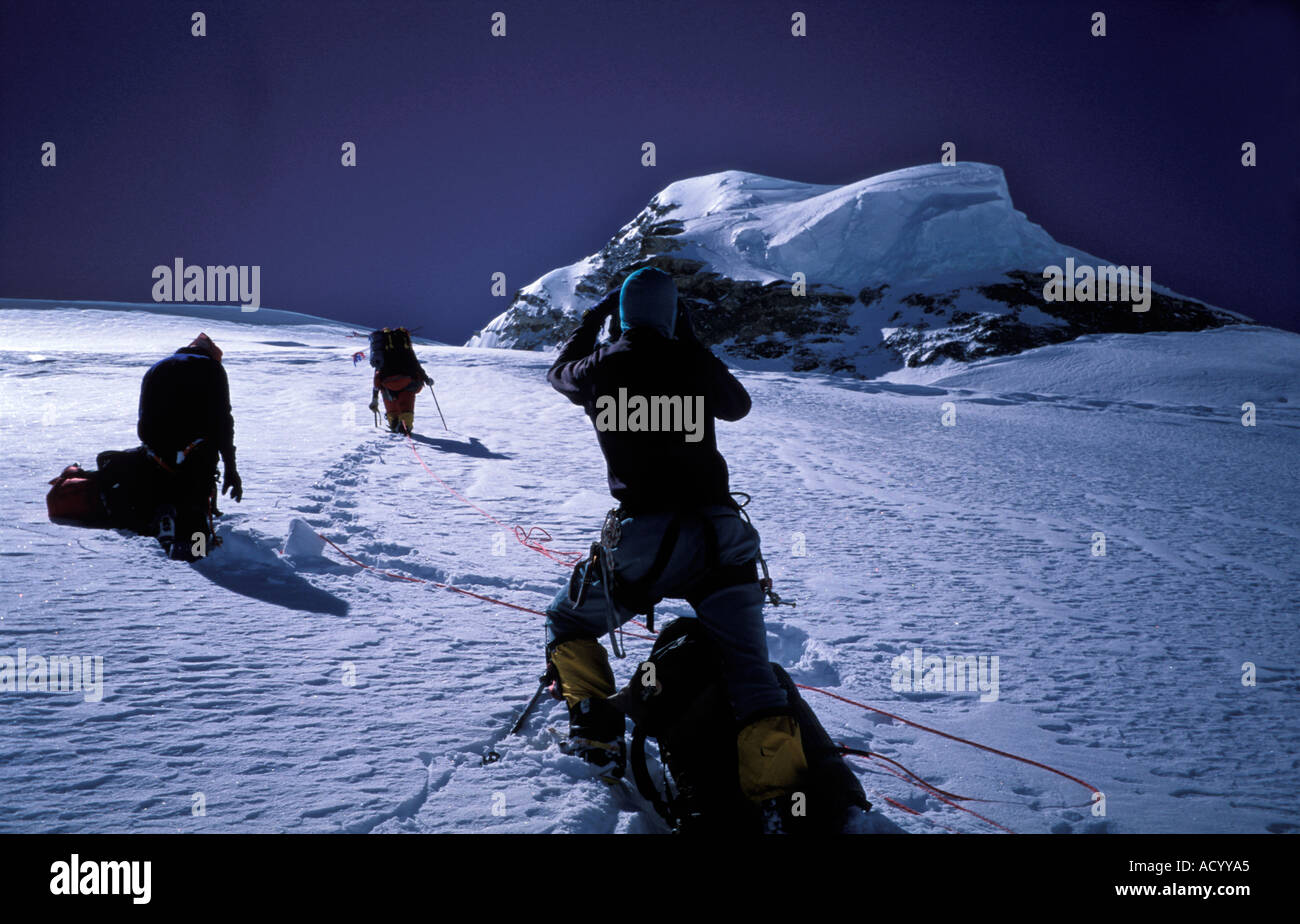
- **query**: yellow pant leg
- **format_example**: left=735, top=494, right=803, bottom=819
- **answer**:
left=549, top=639, right=615, bottom=708
left=736, top=714, right=809, bottom=802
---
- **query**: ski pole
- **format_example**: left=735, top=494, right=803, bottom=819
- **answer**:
left=426, top=381, right=448, bottom=431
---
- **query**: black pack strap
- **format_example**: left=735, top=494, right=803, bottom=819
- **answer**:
left=685, top=560, right=760, bottom=608
left=629, top=726, right=673, bottom=826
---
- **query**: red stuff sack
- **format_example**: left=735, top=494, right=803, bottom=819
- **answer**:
left=46, top=464, right=110, bottom=528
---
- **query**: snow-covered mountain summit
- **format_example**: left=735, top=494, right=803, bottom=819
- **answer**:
left=468, top=163, right=1251, bottom=376
left=643, top=163, right=1074, bottom=287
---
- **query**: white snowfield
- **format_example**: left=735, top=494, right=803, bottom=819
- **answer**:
left=1, top=299, right=1297, bottom=834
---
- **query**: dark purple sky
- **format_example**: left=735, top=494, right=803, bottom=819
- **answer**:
left=2, top=0, right=1296, bottom=342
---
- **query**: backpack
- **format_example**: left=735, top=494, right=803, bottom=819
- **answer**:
left=610, top=617, right=871, bottom=834
left=48, top=452, right=160, bottom=531
left=368, top=327, right=414, bottom=372
left=46, top=464, right=110, bottom=528
left=46, top=448, right=216, bottom=558
left=96, top=447, right=167, bottom=534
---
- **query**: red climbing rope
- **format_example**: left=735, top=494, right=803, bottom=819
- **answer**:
left=316, top=531, right=542, bottom=614
left=841, top=746, right=986, bottom=804
left=797, top=682, right=1101, bottom=798
left=838, top=746, right=1015, bottom=833
left=313, top=531, right=657, bottom=641
left=405, top=434, right=584, bottom=567
left=401, top=433, right=659, bottom=634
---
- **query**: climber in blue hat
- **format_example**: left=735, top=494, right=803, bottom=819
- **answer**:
left=542, top=265, right=808, bottom=821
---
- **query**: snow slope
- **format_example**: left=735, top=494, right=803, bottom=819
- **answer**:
left=1, top=299, right=1297, bottom=834
left=892, top=325, right=1300, bottom=405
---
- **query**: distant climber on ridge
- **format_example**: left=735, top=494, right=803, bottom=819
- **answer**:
left=368, top=327, right=433, bottom=435
left=542, top=266, right=808, bottom=824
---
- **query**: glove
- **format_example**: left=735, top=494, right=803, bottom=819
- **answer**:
left=580, top=290, right=620, bottom=330
left=424, top=375, right=434, bottom=387
left=223, top=467, right=242, bottom=503
left=221, top=451, right=243, bottom=503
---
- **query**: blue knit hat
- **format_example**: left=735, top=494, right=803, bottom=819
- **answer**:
left=619, top=268, right=677, bottom=337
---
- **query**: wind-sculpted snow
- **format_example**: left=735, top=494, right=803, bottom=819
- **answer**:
left=654, top=163, right=1067, bottom=288
left=468, top=164, right=1249, bottom=376
left=1, top=301, right=1297, bottom=833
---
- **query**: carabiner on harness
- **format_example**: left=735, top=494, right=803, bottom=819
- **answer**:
left=568, top=508, right=629, bottom=660
left=731, top=491, right=796, bottom=608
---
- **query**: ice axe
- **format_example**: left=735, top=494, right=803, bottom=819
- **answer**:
left=426, top=380, right=448, bottom=431
left=481, top=675, right=551, bottom=764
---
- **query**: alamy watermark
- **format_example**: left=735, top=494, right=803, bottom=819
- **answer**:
left=0, top=648, right=104, bottom=702
left=1042, top=258, right=1152, bottom=312
left=594, top=388, right=705, bottom=443
left=50, top=854, right=150, bottom=904
left=151, top=257, right=260, bottom=311
left=891, top=647, right=999, bottom=702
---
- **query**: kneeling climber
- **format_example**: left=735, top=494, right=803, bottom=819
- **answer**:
left=137, top=332, right=242, bottom=560
left=543, top=266, right=807, bottom=821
